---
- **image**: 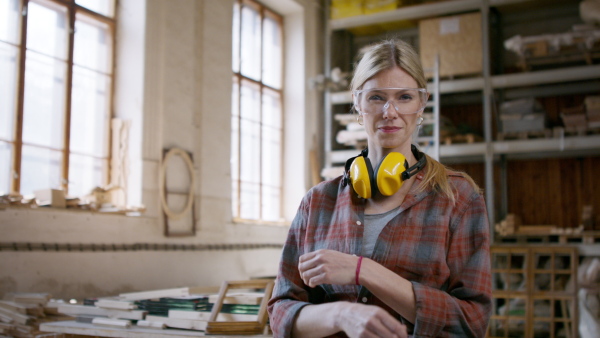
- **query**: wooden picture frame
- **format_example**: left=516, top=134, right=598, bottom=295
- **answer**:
left=205, top=279, right=275, bottom=335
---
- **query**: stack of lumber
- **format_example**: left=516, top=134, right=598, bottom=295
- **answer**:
left=334, top=114, right=367, bottom=148
left=495, top=214, right=522, bottom=236
left=57, top=297, right=146, bottom=329
left=0, top=293, right=72, bottom=338
left=57, top=287, right=207, bottom=330
left=495, top=213, right=584, bottom=236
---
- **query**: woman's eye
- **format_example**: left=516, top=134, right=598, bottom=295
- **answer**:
left=368, top=95, right=385, bottom=101
left=399, top=94, right=413, bottom=101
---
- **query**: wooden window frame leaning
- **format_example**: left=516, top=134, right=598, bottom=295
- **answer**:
left=231, top=0, right=285, bottom=222
left=9, top=0, right=116, bottom=195
left=159, top=147, right=196, bottom=237
left=205, top=279, right=275, bottom=335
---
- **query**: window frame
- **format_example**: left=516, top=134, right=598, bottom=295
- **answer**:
left=6, top=0, right=116, bottom=195
left=231, top=0, right=285, bottom=224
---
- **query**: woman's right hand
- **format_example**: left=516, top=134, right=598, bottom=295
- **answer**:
left=336, top=302, right=407, bottom=338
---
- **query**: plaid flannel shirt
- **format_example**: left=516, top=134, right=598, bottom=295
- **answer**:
left=268, top=167, right=492, bottom=337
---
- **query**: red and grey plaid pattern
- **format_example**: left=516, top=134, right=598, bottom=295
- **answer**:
left=268, top=167, right=492, bottom=337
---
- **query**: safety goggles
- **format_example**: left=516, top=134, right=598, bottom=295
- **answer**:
left=353, top=87, right=428, bottom=115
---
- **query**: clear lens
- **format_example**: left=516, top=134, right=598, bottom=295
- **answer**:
left=354, top=88, right=427, bottom=115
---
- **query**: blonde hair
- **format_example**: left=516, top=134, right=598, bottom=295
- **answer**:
left=351, top=39, right=480, bottom=202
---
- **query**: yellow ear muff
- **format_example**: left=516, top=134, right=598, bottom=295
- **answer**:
left=376, top=152, right=407, bottom=196
left=349, top=156, right=372, bottom=199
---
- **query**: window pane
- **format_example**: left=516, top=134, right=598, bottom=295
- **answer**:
left=76, top=0, right=114, bottom=17
left=22, top=51, right=66, bottom=148
left=70, top=66, right=110, bottom=156
left=231, top=166, right=239, bottom=217
left=240, top=4, right=261, bottom=81
left=0, top=42, right=18, bottom=140
left=0, top=0, right=20, bottom=44
left=240, top=81, right=260, bottom=184
left=262, top=125, right=281, bottom=187
left=0, top=141, right=11, bottom=195
left=68, top=153, right=106, bottom=198
left=27, top=2, right=67, bottom=60
left=262, top=14, right=281, bottom=89
left=240, top=80, right=260, bottom=122
left=262, top=90, right=281, bottom=188
left=262, top=185, right=280, bottom=222
left=240, top=181, right=259, bottom=220
left=231, top=78, right=240, bottom=181
left=240, top=119, right=260, bottom=183
left=20, top=145, right=62, bottom=196
left=262, top=88, right=281, bottom=128
left=74, top=17, right=110, bottom=73
left=232, top=1, right=240, bottom=73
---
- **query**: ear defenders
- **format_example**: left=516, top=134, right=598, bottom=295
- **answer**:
left=343, top=144, right=426, bottom=199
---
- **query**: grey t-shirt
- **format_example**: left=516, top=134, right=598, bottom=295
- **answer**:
left=362, top=206, right=402, bottom=257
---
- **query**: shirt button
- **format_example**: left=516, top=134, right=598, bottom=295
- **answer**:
left=362, top=297, right=368, bottom=303
left=356, top=221, right=362, bottom=226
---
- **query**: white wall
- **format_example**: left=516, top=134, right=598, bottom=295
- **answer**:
left=0, top=0, right=323, bottom=300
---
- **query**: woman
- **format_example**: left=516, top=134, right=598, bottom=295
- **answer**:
left=268, top=39, right=492, bottom=337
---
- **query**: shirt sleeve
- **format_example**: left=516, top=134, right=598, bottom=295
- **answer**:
left=267, top=194, right=312, bottom=338
left=412, top=191, right=492, bottom=337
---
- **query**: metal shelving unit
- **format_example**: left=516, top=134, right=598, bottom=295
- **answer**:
left=324, top=0, right=600, bottom=231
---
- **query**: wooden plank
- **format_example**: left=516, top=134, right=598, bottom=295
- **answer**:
left=57, top=304, right=147, bottom=320
left=92, top=317, right=131, bottom=329
left=119, top=287, right=192, bottom=301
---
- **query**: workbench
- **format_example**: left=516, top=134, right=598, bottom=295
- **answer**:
left=40, top=321, right=272, bottom=338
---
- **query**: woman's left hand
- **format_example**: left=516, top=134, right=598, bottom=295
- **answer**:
left=298, top=249, right=359, bottom=287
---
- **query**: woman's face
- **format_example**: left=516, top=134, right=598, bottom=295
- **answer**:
left=355, top=67, right=424, bottom=153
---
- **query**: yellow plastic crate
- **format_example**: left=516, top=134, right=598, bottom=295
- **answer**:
left=330, top=0, right=364, bottom=20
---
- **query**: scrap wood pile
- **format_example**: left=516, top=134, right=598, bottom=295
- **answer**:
left=495, top=214, right=584, bottom=237
left=0, top=293, right=72, bottom=338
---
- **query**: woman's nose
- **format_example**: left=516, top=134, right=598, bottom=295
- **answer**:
left=382, top=101, right=399, bottom=119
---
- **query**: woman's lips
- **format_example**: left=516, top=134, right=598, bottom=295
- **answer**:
left=379, top=126, right=401, bottom=133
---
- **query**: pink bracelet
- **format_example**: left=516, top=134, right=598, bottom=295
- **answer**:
left=355, top=256, right=363, bottom=285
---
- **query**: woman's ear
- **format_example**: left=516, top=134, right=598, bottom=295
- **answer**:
left=352, top=93, right=361, bottom=114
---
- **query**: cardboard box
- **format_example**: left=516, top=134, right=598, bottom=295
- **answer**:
left=523, top=40, right=549, bottom=58
left=419, top=12, right=482, bottom=77
left=585, top=95, right=600, bottom=111
left=561, top=113, right=587, bottom=128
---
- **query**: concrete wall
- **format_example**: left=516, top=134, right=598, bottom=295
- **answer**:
left=0, top=0, right=324, bottom=300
